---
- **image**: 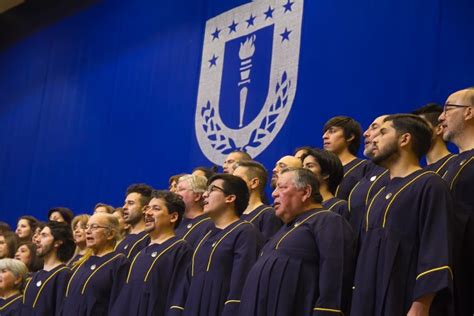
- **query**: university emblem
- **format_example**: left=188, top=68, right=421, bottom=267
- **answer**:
left=195, top=0, right=304, bottom=164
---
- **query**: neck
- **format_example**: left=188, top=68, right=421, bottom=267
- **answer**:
left=212, top=209, right=240, bottom=229
left=319, top=184, right=334, bottom=202
left=426, top=138, right=451, bottom=165
left=129, top=220, right=145, bottom=234
left=455, top=129, right=474, bottom=153
left=42, top=252, right=63, bottom=271
left=338, top=150, right=357, bottom=166
left=243, top=193, right=264, bottom=214
left=184, top=205, right=204, bottom=220
left=385, top=154, right=421, bottom=179
left=0, top=289, right=20, bottom=299
left=286, top=202, right=322, bottom=223
left=77, top=243, right=87, bottom=255
left=92, top=244, right=115, bottom=257
left=149, top=228, right=175, bottom=245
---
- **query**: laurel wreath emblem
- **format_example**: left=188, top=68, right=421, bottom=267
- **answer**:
left=201, top=71, right=291, bottom=154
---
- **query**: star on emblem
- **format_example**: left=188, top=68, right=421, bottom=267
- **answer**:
left=208, top=54, right=218, bottom=67
left=228, top=20, right=238, bottom=33
left=211, top=27, right=221, bottom=40
left=280, top=28, right=292, bottom=42
left=264, top=6, right=275, bottom=19
left=246, top=14, right=256, bottom=28
left=283, top=0, right=294, bottom=13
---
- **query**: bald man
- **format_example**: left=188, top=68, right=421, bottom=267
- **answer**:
left=439, top=87, right=474, bottom=316
left=270, top=155, right=302, bottom=189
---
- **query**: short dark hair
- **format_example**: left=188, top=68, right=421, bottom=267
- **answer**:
left=384, top=114, right=433, bottom=160
left=48, top=207, right=74, bottom=225
left=280, top=168, right=323, bottom=204
left=234, top=160, right=268, bottom=196
left=94, top=203, right=115, bottom=214
left=323, top=116, right=363, bottom=155
left=150, top=190, right=186, bottom=228
left=16, top=241, right=43, bottom=272
left=168, top=174, right=187, bottom=186
left=45, top=221, right=75, bottom=263
left=231, top=150, right=252, bottom=161
left=126, top=183, right=154, bottom=207
left=0, top=222, right=11, bottom=234
left=293, top=146, right=313, bottom=157
left=412, top=103, right=443, bottom=127
left=301, top=148, right=343, bottom=194
left=207, top=174, right=250, bottom=216
left=0, top=231, right=18, bottom=258
left=192, top=166, right=218, bottom=179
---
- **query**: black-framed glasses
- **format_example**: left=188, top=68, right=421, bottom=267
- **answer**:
left=443, top=103, right=472, bottom=112
left=206, top=184, right=227, bottom=195
left=85, top=224, right=110, bottom=231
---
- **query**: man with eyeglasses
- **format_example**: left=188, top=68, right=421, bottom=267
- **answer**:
left=439, top=87, right=474, bottom=316
left=61, top=212, right=129, bottom=316
left=23, top=221, right=75, bottom=316
left=179, top=174, right=260, bottom=316
left=175, top=175, right=213, bottom=248
left=222, top=150, right=252, bottom=174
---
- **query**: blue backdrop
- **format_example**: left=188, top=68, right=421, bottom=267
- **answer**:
left=1, top=0, right=473, bottom=226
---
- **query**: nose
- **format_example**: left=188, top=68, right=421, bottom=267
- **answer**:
left=322, top=131, right=329, bottom=140
left=438, top=111, right=445, bottom=122
left=272, top=188, right=279, bottom=198
left=202, top=191, right=209, bottom=199
left=363, top=127, right=370, bottom=139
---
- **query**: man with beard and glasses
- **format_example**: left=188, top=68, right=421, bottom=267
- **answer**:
left=115, top=183, right=153, bottom=259
left=111, top=190, right=192, bottom=316
left=22, top=221, right=75, bottom=316
left=412, top=103, right=456, bottom=175
left=351, top=114, right=453, bottom=316
left=439, top=87, right=474, bottom=316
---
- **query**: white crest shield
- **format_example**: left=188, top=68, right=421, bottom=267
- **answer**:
left=195, top=0, right=304, bottom=164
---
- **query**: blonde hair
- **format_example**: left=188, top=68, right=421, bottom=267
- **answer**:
left=0, top=258, right=28, bottom=290
left=71, top=214, right=90, bottom=231
left=178, top=174, right=207, bottom=193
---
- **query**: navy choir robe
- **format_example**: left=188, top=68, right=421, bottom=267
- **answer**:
left=67, top=253, right=83, bottom=270
left=115, top=230, right=150, bottom=259
left=0, top=294, right=23, bottom=316
left=322, top=197, right=350, bottom=221
left=442, top=149, right=474, bottom=316
left=180, top=220, right=260, bottom=316
left=335, top=158, right=369, bottom=200
left=175, top=214, right=213, bottom=249
left=61, top=252, right=129, bottom=316
left=351, top=169, right=453, bottom=316
left=424, top=153, right=457, bottom=176
left=239, top=209, right=355, bottom=316
left=240, top=204, right=282, bottom=243
left=110, top=237, right=192, bottom=316
left=347, top=162, right=389, bottom=247
left=21, top=264, right=71, bottom=316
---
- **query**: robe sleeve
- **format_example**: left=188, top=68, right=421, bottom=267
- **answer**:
left=413, top=176, right=453, bottom=301
left=166, top=243, right=192, bottom=316
left=221, top=224, right=259, bottom=316
left=55, top=268, right=72, bottom=316
left=313, top=214, right=355, bottom=316
left=108, top=255, right=131, bottom=314
left=259, top=209, right=283, bottom=242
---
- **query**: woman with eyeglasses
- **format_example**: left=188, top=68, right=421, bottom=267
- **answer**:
left=0, top=258, right=28, bottom=315
left=176, top=174, right=260, bottom=316
left=60, top=213, right=129, bottom=316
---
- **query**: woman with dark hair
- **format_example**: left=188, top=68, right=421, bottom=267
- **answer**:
left=15, top=242, right=43, bottom=273
left=16, top=215, right=38, bottom=242
left=0, top=258, right=29, bottom=315
left=192, top=165, right=218, bottom=180
left=31, top=221, right=46, bottom=245
left=178, top=174, right=260, bottom=316
left=48, top=207, right=74, bottom=225
left=0, top=232, right=18, bottom=259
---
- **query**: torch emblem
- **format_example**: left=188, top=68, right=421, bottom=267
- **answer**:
left=195, top=0, right=304, bottom=165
